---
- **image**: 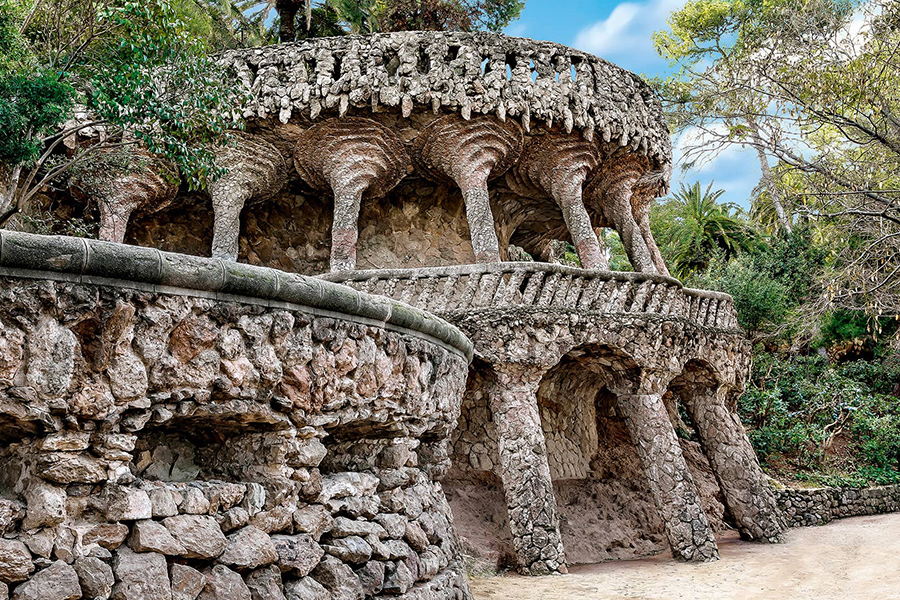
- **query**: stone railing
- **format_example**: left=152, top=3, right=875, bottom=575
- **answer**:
left=320, top=262, right=739, bottom=330
left=220, top=31, right=670, bottom=166
left=0, top=230, right=473, bottom=361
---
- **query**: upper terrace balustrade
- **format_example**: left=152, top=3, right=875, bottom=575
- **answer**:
left=320, top=262, right=739, bottom=331
left=220, top=31, right=670, bottom=164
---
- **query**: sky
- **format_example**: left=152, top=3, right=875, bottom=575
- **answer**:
left=503, top=0, right=761, bottom=208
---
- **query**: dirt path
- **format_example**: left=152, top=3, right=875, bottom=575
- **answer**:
left=470, top=513, right=900, bottom=599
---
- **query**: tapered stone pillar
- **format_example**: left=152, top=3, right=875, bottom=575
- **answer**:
left=294, top=117, right=410, bottom=272
left=617, top=393, right=719, bottom=562
left=69, top=149, right=177, bottom=243
left=413, top=115, right=523, bottom=264
left=208, top=133, right=286, bottom=261
left=682, top=386, right=784, bottom=542
left=487, top=365, right=567, bottom=575
left=585, top=158, right=662, bottom=274
left=506, top=135, right=607, bottom=270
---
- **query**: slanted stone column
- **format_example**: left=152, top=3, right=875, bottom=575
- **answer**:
left=682, top=386, right=784, bottom=542
left=616, top=392, right=719, bottom=562
left=208, top=133, right=286, bottom=261
left=294, top=117, right=410, bottom=272
left=413, top=115, right=523, bottom=264
left=585, top=158, right=660, bottom=275
left=487, top=365, right=567, bottom=575
left=69, top=148, right=177, bottom=243
left=506, top=135, right=607, bottom=270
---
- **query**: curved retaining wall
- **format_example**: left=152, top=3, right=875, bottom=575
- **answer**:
left=0, top=232, right=473, bottom=600
left=775, top=485, right=900, bottom=527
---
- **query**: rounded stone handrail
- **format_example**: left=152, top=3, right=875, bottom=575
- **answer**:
left=220, top=31, right=671, bottom=167
left=0, top=230, right=473, bottom=361
left=319, top=262, right=740, bottom=330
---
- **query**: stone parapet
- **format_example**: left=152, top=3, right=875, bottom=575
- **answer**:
left=321, top=262, right=740, bottom=330
left=220, top=31, right=671, bottom=168
left=0, top=230, right=473, bottom=362
left=775, top=485, right=900, bottom=527
left=0, top=233, right=474, bottom=599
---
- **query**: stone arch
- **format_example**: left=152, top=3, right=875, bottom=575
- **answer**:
left=534, top=344, right=669, bottom=564
left=665, top=359, right=785, bottom=543
left=443, top=359, right=518, bottom=571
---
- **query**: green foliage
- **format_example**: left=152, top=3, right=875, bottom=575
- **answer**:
left=741, top=352, right=900, bottom=486
left=700, top=254, right=789, bottom=334
left=0, top=72, right=74, bottom=165
left=0, top=0, right=32, bottom=75
left=601, top=229, right=632, bottom=272
left=652, top=181, right=758, bottom=278
left=85, top=0, right=244, bottom=190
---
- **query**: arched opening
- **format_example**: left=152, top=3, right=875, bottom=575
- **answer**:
left=664, top=360, right=735, bottom=535
left=536, top=345, right=667, bottom=564
left=443, top=359, right=517, bottom=572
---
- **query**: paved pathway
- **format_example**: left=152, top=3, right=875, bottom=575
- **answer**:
left=471, top=513, right=900, bottom=599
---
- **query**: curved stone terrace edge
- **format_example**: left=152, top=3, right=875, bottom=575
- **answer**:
left=0, top=230, right=473, bottom=361
left=319, top=261, right=739, bottom=329
left=220, top=31, right=672, bottom=167
left=320, top=261, right=733, bottom=301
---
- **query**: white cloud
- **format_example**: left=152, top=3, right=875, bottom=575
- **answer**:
left=573, top=0, right=682, bottom=69
left=506, top=22, right=529, bottom=38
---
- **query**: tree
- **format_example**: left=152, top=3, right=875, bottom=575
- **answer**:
left=0, top=0, right=244, bottom=225
left=652, top=181, right=758, bottom=278
left=267, top=0, right=524, bottom=42
left=653, top=0, right=900, bottom=325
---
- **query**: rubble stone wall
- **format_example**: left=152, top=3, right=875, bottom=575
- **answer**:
left=775, top=485, right=900, bottom=527
left=0, top=231, right=474, bottom=600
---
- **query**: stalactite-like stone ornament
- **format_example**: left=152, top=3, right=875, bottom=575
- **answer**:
left=506, top=134, right=607, bottom=270
left=208, top=132, right=286, bottom=261
left=413, top=115, right=523, bottom=264
left=69, top=148, right=177, bottom=243
left=294, top=117, right=410, bottom=272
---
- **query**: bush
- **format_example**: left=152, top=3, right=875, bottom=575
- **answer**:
left=740, top=352, right=900, bottom=485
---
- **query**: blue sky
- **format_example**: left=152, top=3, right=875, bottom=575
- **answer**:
left=504, top=0, right=760, bottom=208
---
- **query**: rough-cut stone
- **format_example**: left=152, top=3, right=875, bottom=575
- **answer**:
left=354, top=560, right=385, bottom=596
left=83, top=524, right=129, bottom=550
left=130, top=519, right=187, bottom=555
left=0, top=500, right=25, bottom=535
left=105, top=486, right=152, bottom=521
left=73, top=556, right=114, bottom=599
left=271, top=535, right=323, bottom=577
left=311, top=556, right=363, bottom=600
left=22, top=482, right=66, bottom=530
left=171, top=564, right=207, bottom=600
left=198, top=565, right=251, bottom=600
left=10, top=561, right=80, bottom=600
left=218, top=526, right=278, bottom=570
left=0, top=540, right=33, bottom=583
left=164, top=515, right=228, bottom=559
left=292, top=507, right=333, bottom=541
left=112, top=547, right=171, bottom=600
left=323, top=536, right=371, bottom=565
left=245, top=566, right=285, bottom=600
left=283, top=577, right=329, bottom=600
left=0, top=231, right=474, bottom=600
left=149, top=486, right=180, bottom=517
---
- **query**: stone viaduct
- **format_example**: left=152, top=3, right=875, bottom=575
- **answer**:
left=0, top=31, right=783, bottom=599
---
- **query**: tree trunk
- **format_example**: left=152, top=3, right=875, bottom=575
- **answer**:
left=276, top=0, right=299, bottom=42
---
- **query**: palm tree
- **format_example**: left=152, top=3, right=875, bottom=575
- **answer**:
left=662, top=181, right=759, bottom=279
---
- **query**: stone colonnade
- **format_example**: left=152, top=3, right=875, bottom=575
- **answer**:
left=75, top=114, right=669, bottom=277
left=446, top=312, right=784, bottom=575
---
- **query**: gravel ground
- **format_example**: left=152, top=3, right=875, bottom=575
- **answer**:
left=471, top=513, right=900, bottom=599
